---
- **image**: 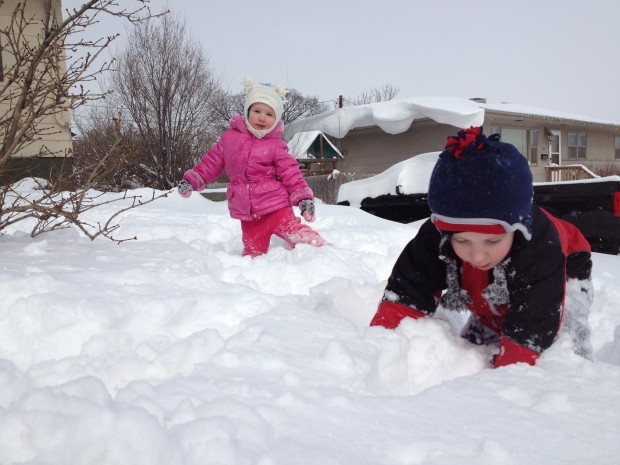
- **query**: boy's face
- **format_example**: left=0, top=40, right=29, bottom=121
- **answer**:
left=248, top=102, right=276, bottom=131
left=450, top=231, right=514, bottom=270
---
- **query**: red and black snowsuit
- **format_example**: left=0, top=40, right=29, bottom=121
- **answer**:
left=371, top=206, right=592, bottom=368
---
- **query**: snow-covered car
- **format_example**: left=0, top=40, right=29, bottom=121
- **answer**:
left=336, top=151, right=438, bottom=225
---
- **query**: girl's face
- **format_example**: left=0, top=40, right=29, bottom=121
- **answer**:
left=450, top=231, right=515, bottom=270
left=248, top=103, right=276, bottom=131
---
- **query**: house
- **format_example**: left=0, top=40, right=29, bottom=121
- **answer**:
left=284, top=97, right=620, bottom=183
left=286, top=130, right=343, bottom=175
left=0, top=0, right=72, bottom=184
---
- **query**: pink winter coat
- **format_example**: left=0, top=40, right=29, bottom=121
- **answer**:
left=184, top=115, right=313, bottom=221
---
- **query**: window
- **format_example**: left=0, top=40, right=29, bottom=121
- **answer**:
left=499, top=128, right=527, bottom=159
left=494, top=127, right=536, bottom=163
left=615, top=136, right=620, bottom=160
left=568, top=132, right=587, bottom=159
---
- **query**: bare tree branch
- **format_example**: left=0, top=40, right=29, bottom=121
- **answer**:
left=1, top=0, right=169, bottom=240
left=342, top=83, right=400, bottom=107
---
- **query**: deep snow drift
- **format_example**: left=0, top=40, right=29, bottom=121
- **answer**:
left=1, top=183, right=619, bottom=465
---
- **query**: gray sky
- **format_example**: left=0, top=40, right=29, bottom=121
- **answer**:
left=67, top=0, right=620, bottom=122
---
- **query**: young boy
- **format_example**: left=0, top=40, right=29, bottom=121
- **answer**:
left=370, top=127, right=593, bottom=368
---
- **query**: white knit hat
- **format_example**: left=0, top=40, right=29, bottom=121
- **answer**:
left=242, top=78, right=288, bottom=137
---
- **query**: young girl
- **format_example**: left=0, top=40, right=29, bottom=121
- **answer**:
left=178, top=79, right=327, bottom=257
left=371, top=127, right=593, bottom=368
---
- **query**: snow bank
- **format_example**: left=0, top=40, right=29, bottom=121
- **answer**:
left=0, top=189, right=619, bottom=465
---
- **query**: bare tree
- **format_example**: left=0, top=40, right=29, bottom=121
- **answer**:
left=110, top=14, right=221, bottom=188
left=342, top=83, right=400, bottom=107
left=0, top=0, right=168, bottom=241
left=282, top=88, right=330, bottom=125
left=209, top=87, right=245, bottom=134
left=72, top=106, right=147, bottom=191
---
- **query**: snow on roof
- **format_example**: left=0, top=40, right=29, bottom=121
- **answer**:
left=480, top=101, right=620, bottom=126
left=285, top=97, right=620, bottom=140
left=285, top=97, right=485, bottom=139
left=287, top=131, right=343, bottom=159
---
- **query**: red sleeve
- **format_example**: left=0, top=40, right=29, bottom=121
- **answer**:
left=540, top=208, right=591, bottom=255
left=370, top=301, right=425, bottom=329
left=494, top=337, right=540, bottom=368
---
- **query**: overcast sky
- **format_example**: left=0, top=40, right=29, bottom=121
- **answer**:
left=66, top=0, right=620, bottom=122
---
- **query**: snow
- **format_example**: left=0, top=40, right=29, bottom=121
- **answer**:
left=284, top=96, right=620, bottom=140
left=1, top=183, right=619, bottom=465
left=481, top=101, right=620, bottom=126
left=337, top=151, right=440, bottom=206
left=536, top=174, right=620, bottom=186
left=285, top=97, right=486, bottom=139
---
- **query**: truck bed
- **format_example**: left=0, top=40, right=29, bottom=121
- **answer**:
left=339, top=177, right=620, bottom=255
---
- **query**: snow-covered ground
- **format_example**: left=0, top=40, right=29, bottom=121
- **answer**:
left=1, top=184, right=619, bottom=465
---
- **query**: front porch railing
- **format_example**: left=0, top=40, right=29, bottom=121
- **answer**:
left=544, top=164, right=598, bottom=182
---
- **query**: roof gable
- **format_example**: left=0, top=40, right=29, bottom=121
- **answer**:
left=287, top=131, right=343, bottom=159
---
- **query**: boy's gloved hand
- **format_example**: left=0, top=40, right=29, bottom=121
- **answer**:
left=299, top=199, right=315, bottom=222
left=178, top=179, right=193, bottom=198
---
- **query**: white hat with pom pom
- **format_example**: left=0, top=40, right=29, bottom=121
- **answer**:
left=242, top=78, right=288, bottom=135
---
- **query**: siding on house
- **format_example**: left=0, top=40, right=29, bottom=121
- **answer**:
left=323, top=121, right=458, bottom=175
left=0, top=0, right=72, bottom=182
left=485, top=109, right=620, bottom=182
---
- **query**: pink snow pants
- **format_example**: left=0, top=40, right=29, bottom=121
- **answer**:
left=240, top=207, right=326, bottom=257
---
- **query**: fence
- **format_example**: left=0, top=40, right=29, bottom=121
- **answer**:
left=304, top=172, right=374, bottom=204
left=206, top=172, right=373, bottom=205
left=298, top=158, right=340, bottom=177
left=545, top=164, right=598, bottom=182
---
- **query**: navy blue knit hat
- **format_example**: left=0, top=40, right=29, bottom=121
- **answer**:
left=428, top=126, right=533, bottom=240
